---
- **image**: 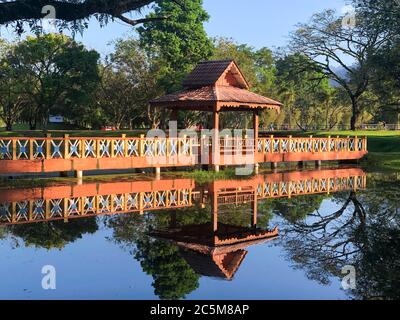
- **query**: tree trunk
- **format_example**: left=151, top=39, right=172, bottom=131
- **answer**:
left=350, top=99, right=360, bottom=131
left=6, top=122, right=12, bottom=131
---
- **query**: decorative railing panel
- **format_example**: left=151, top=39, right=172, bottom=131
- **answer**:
left=0, top=189, right=194, bottom=225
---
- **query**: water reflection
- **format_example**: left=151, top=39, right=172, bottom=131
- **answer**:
left=4, top=167, right=397, bottom=300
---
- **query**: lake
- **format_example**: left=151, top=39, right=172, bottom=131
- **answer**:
left=0, top=167, right=398, bottom=300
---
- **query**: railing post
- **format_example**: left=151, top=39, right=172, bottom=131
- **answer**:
left=140, top=134, right=145, bottom=157
left=310, top=135, right=313, bottom=153
left=12, top=139, right=17, bottom=160
left=336, top=136, right=340, bottom=152
left=122, top=134, right=128, bottom=157
left=29, top=139, right=34, bottom=160
left=46, top=134, right=51, bottom=159
left=355, top=135, right=358, bottom=151
left=96, top=139, right=101, bottom=158
left=111, top=138, right=115, bottom=158
left=327, top=136, right=331, bottom=152
left=81, top=139, right=86, bottom=159
left=270, top=135, right=274, bottom=153
left=288, top=135, right=292, bottom=152
left=64, top=134, right=70, bottom=159
left=347, top=136, right=350, bottom=152
left=364, top=136, right=368, bottom=151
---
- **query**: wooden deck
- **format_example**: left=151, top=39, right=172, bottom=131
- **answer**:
left=0, top=135, right=368, bottom=175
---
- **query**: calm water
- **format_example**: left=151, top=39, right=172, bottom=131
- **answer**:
left=0, top=167, right=399, bottom=300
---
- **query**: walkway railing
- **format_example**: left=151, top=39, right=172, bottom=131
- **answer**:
left=0, top=135, right=368, bottom=174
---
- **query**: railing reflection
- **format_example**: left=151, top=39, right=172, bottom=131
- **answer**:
left=0, top=168, right=366, bottom=226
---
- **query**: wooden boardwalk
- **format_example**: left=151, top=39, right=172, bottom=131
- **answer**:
left=0, top=135, right=368, bottom=175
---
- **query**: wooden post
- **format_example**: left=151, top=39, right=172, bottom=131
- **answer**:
left=111, top=139, right=115, bottom=158
left=81, top=139, right=86, bottom=159
left=211, top=192, right=218, bottom=233
left=64, top=134, right=70, bottom=159
left=327, top=136, right=331, bottom=152
left=270, top=135, right=274, bottom=153
left=12, top=139, right=16, bottom=160
left=140, top=134, right=145, bottom=157
left=171, top=109, right=178, bottom=125
left=212, top=110, right=220, bottom=171
left=253, top=110, right=259, bottom=153
left=46, top=134, right=51, bottom=159
left=122, top=134, right=128, bottom=157
left=29, top=139, right=34, bottom=160
left=251, top=188, right=258, bottom=227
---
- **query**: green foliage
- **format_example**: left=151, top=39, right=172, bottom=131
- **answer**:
left=94, top=38, right=164, bottom=129
left=9, top=217, right=98, bottom=250
left=138, top=0, right=213, bottom=93
left=275, top=53, right=345, bottom=130
left=6, top=34, right=100, bottom=129
left=212, top=38, right=278, bottom=128
left=135, top=237, right=200, bottom=300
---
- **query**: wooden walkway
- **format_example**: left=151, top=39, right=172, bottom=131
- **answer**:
left=0, top=135, right=368, bottom=175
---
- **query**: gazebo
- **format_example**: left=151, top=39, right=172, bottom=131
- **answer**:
left=150, top=60, right=282, bottom=170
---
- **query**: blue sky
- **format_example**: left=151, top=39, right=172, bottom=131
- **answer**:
left=1, top=0, right=347, bottom=56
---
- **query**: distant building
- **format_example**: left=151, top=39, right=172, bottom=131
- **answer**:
left=49, top=115, right=64, bottom=123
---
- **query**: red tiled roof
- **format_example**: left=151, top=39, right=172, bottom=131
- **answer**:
left=183, top=60, right=233, bottom=88
left=150, top=59, right=282, bottom=111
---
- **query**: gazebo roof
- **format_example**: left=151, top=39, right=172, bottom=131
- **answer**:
left=150, top=59, right=282, bottom=112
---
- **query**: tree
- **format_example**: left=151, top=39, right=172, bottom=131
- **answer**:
left=276, top=174, right=400, bottom=299
left=275, top=53, right=344, bottom=130
left=354, top=0, right=400, bottom=36
left=108, top=212, right=200, bottom=299
left=290, top=9, right=390, bottom=130
left=212, top=37, right=278, bottom=129
left=137, top=0, right=213, bottom=129
left=0, top=40, right=27, bottom=131
left=8, top=34, right=100, bottom=129
left=0, top=0, right=176, bottom=35
left=355, top=0, right=400, bottom=124
left=95, top=38, right=165, bottom=129
left=9, top=217, right=98, bottom=249
left=138, top=0, right=213, bottom=93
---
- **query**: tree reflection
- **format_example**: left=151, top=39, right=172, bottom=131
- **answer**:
left=108, top=209, right=203, bottom=300
left=275, top=174, right=400, bottom=299
left=8, top=217, right=98, bottom=249
left=108, top=203, right=274, bottom=299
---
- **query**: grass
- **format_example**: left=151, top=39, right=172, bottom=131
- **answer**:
left=0, top=123, right=147, bottom=137
left=168, top=168, right=241, bottom=184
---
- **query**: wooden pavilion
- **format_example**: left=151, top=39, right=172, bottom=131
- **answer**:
left=150, top=60, right=282, bottom=170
